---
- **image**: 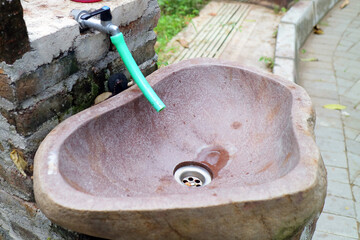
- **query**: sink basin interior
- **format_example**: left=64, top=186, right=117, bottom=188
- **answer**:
left=58, top=64, right=299, bottom=198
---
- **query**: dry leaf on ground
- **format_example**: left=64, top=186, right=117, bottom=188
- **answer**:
left=340, top=0, right=350, bottom=9
left=209, top=13, right=217, bottom=16
left=323, top=104, right=347, bottom=110
left=177, top=39, right=190, bottom=48
left=10, top=149, right=27, bottom=177
left=313, top=25, right=324, bottom=35
left=300, top=58, right=318, bottom=62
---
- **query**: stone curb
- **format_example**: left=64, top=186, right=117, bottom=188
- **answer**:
left=273, top=0, right=340, bottom=82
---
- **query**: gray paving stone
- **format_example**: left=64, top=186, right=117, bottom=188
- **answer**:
left=343, top=80, right=360, bottom=100
left=310, top=96, right=342, bottom=108
left=352, top=185, right=360, bottom=202
left=303, top=88, right=339, bottom=100
left=338, top=39, right=357, bottom=48
left=302, top=68, right=336, bottom=77
left=346, top=139, right=360, bottom=155
left=323, top=195, right=356, bottom=218
left=344, top=127, right=360, bottom=141
left=354, top=177, right=360, bottom=187
left=299, top=72, right=337, bottom=83
left=334, top=58, right=360, bottom=69
left=335, top=69, right=359, bottom=81
left=297, top=1, right=360, bottom=238
left=316, top=115, right=343, bottom=129
left=321, top=151, right=348, bottom=168
left=348, top=152, right=360, bottom=184
left=343, top=119, right=360, bottom=137
left=334, top=51, right=360, bottom=61
left=313, top=231, right=357, bottom=240
left=317, top=138, right=346, bottom=154
left=338, top=78, right=356, bottom=95
left=315, top=213, right=358, bottom=238
left=345, top=32, right=360, bottom=41
left=338, top=68, right=360, bottom=78
left=299, top=61, right=333, bottom=71
left=342, top=108, right=360, bottom=119
left=301, top=52, right=334, bottom=62
left=316, top=114, right=342, bottom=129
left=307, top=43, right=339, bottom=53
left=340, top=96, right=360, bottom=110
left=315, top=125, right=344, bottom=141
left=336, top=45, right=350, bottom=52
left=326, top=166, right=349, bottom=184
left=316, top=107, right=343, bottom=119
left=354, top=202, right=360, bottom=222
left=327, top=180, right=353, bottom=199
left=334, top=67, right=358, bottom=77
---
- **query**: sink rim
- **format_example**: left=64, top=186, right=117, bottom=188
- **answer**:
left=34, top=58, right=320, bottom=213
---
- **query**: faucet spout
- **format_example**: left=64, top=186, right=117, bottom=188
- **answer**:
left=70, top=7, right=120, bottom=36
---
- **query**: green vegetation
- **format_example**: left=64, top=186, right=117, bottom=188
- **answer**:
left=259, top=56, right=274, bottom=70
left=154, top=0, right=208, bottom=66
left=273, top=4, right=287, bottom=14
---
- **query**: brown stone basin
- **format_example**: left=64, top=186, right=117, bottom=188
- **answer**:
left=34, top=58, right=326, bottom=239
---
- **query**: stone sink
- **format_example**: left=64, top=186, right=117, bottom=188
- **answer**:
left=34, top=58, right=326, bottom=239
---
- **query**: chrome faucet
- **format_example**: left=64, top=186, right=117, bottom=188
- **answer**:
left=70, top=6, right=120, bottom=36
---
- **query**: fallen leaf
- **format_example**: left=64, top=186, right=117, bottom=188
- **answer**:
left=244, top=19, right=256, bottom=22
left=323, top=104, right=347, bottom=110
left=94, top=92, right=112, bottom=105
left=10, top=150, right=27, bottom=177
left=345, top=206, right=350, bottom=210
left=0, top=69, right=4, bottom=74
left=340, top=0, right=349, bottom=9
left=209, top=13, right=217, bottom=16
left=177, top=39, right=189, bottom=48
left=300, top=58, right=318, bottom=62
left=313, top=25, right=324, bottom=35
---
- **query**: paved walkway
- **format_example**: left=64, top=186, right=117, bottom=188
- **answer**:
left=298, top=1, right=360, bottom=239
left=164, top=1, right=281, bottom=72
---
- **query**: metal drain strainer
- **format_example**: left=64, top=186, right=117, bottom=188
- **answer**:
left=174, top=165, right=212, bottom=187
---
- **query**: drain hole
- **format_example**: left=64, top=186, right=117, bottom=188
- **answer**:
left=173, top=163, right=212, bottom=188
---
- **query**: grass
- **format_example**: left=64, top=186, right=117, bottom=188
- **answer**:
left=154, top=0, right=208, bottom=67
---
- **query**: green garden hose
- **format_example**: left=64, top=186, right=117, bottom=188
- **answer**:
left=110, top=33, right=166, bottom=112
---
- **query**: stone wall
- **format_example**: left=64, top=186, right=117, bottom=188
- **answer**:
left=0, top=0, right=160, bottom=238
